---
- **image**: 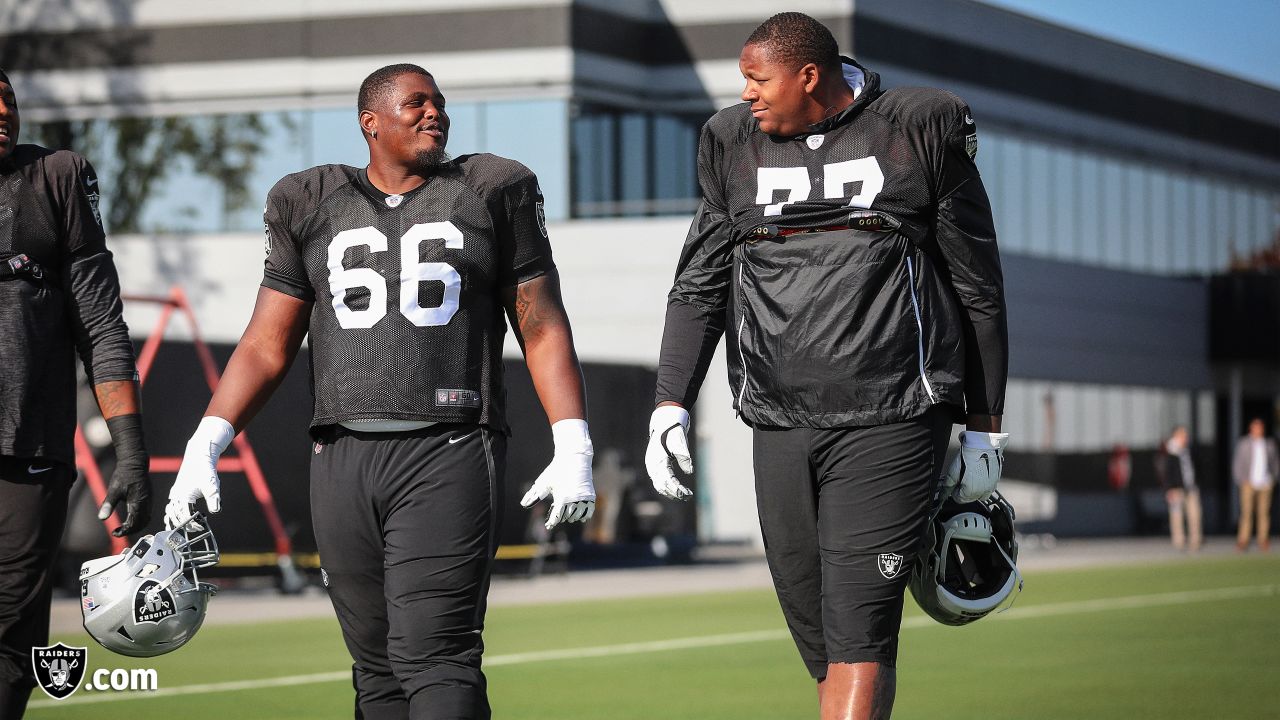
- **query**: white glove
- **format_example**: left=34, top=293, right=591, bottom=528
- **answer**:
left=166, top=416, right=235, bottom=528
left=945, top=431, right=1010, bottom=503
left=521, top=419, right=596, bottom=530
left=645, top=405, right=693, bottom=500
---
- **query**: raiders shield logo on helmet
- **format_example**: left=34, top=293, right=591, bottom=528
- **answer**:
left=877, top=552, right=905, bottom=579
left=134, top=580, right=177, bottom=624
left=32, top=643, right=88, bottom=700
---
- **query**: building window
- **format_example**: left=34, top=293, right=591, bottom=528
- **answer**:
left=22, top=99, right=574, bottom=233
left=571, top=104, right=706, bottom=218
left=982, top=126, right=1279, bottom=275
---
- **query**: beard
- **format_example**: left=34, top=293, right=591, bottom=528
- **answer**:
left=413, top=146, right=451, bottom=172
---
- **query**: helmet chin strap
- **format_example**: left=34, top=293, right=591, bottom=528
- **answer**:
left=991, top=542, right=1023, bottom=615
left=149, top=565, right=185, bottom=595
left=987, top=490, right=1023, bottom=614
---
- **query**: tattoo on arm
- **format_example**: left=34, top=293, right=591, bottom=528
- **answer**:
left=93, top=380, right=141, bottom=419
left=506, top=272, right=571, bottom=351
left=513, top=279, right=554, bottom=341
left=504, top=271, right=587, bottom=422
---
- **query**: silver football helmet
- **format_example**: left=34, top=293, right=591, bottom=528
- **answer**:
left=909, top=491, right=1022, bottom=626
left=80, top=514, right=219, bottom=657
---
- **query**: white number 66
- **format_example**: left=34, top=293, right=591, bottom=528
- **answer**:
left=326, top=221, right=464, bottom=329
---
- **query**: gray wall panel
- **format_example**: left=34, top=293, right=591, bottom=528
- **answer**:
left=1003, top=254, right=1209, bottom=389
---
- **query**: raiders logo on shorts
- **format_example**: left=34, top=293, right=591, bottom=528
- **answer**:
left=877, top=552, right=905, bottom=579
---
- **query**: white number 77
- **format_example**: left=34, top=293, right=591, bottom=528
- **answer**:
left=756, top=157, right=884, bottom=216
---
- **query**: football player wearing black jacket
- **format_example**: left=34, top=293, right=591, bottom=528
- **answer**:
left=165, top=65, right=594, bottom=720
left=0, top=69, right=151, bottom=719
left=645, top=15, right=1009, bottom=720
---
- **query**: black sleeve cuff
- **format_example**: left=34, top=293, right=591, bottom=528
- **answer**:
left=509, top=257, right=556, bottom=288
left=655, top=300, right=726, bottom=408
left=261, top=273, right=315, bottom=302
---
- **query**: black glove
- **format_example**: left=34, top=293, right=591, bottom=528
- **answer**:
left=97, top=414, right=152, bottom=537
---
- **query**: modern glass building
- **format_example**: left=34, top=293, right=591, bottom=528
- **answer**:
left=6, top=0, right=1279, bottom=549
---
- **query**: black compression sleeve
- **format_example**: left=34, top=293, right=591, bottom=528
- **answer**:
left=105, top=414, right=148, bottom=470
left=655, top=300, right=726, bottom=408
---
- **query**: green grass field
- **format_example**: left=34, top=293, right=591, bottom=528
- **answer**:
left=29, top=554, right=1280, bottom=719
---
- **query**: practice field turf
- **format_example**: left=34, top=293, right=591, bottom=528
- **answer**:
left=29, top=554, right=1280, bottom=719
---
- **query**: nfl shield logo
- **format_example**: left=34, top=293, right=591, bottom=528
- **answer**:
left=32, top=643, right=88, bottom=700
left=877, top=552, right=905, bottom=579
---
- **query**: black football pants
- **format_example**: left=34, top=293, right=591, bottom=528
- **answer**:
left=0, top=456, right=74, bottom=720
left=753, top=408, right=950, bottom=678
left=311, top=424, right=504, bottom=720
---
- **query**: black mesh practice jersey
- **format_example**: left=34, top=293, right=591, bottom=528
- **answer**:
left=262, top=154, right=555, bottom=433
left=656, top=59, right=1007, bottom=428
left=0, top=145, right=137, bottom=462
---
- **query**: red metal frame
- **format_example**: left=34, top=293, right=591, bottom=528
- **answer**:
left=76, top=286, right=294, bottom=563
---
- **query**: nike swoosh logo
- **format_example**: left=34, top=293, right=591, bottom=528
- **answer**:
left=964, top=114, right=974, bottom=125
left=448, top=430, right=478, bottom=444
left=28, top=465, right=52, bottom=474
left=85, top=177, right=98, bottom=187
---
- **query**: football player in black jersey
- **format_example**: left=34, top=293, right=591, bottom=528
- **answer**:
left=165, top=64, right=594, bottom=720
left=644, top=15, right=1009, bottom=720
left=0, top=69, right=152, bottom=719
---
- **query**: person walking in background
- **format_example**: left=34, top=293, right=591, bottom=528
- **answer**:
left=1157, top=426, right=1201, bottom=552
left=1232, top=418, right=1278, bottom=552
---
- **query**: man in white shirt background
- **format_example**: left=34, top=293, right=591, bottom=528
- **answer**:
left=1232, top=418, right=1279, bottom=552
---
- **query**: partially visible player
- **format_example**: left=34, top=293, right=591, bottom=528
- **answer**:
left=165, top=64, right=594, bottom=719
left=645, top=14, right=1008, bottom=720
left=0, top=68, right=151, bottom=719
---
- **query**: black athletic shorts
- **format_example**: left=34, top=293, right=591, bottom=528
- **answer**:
left=0, top=456, right=75, bottom=719
left=310, top=423, right=505, bottom=720
left=753, top=408, right=950, bottom=678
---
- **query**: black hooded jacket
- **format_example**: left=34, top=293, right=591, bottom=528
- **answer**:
left=655, top=59, right=1007, bottom=427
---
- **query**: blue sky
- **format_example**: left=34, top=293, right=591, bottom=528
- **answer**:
left=975, top=0, right=1280, bottom=90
